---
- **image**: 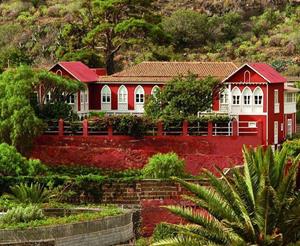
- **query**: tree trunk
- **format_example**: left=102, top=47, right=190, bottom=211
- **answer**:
left=106, top=52, right=115, bottom=75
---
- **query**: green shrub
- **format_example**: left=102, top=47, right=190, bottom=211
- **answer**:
left=152, top=222, right=179, bottom=242
left=0, top=143, right=28, bottom=176
left=283, top=139, right=300, bottom=158
left=38, top=102, right=76, bottom=120
left=0, top=143, right=48, bottom=176
left=1, top=204, right=44, bottom=224
left=142, top=152, right=185, bottom=179
left=7, top=183, right=51, bottom=204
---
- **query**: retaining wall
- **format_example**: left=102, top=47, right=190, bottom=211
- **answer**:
left=0, top=211, right=133, bottom=246
left=31, top=134, right=263, bottom=175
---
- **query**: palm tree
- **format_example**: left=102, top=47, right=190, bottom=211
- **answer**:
left=152, top=146, right=300, bottom=246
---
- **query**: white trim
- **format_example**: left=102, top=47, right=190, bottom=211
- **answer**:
left=49, top=63, right=87, bottom=82
left=244, top=70, right=251, bottom=83
left=101, top=85, right=111, bottom=103
left=118, top=85, right=128, bottom=104
left=266, top=84, right=269, bottom=145
left=134, top=85, right=145, bottom=103
left=222, top=63, right=271, bottom=84
left=97, top=81, right=166, bottom=85
left=242, top=86, right=252, bottom=105
left=253, top=86, right=264, bottom=106
left=151, top=85, right=160, bottom=95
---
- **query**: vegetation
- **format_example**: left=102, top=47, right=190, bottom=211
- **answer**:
left=0, top=66, right=84, bottom=152
left=0, top=2, right=300, bottom=75
left=0, top=143, right=47, bottom=176
left=0, top=204, right=122, bottom=229
left=153, top=146, right=300, bottom=245
left=145, top=74, right=219, bottom=120
left=142, top=152, right=186, bottom=179
left=283, top=138, right=300, bottom=157
left=1, top=205, right=44, bottom=224
left=7, top=183, right=51, bottom=204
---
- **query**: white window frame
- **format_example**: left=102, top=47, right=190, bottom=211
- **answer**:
left=101, top=85, right=111, bottom=103
left=232, top=87, right=241, bottom=105
left=242, top=87, right=252, bottom=106
left=253, top=86, right=263, bottom=105
left=220, top=88, right=229, bottom=104
left=274, top=89, right=279, bottom=113
left=244, top=70, right=251, bottom=83
left=135, top=85, right=145, bottom=104
left=151, top=85, right=160, bottom=96
left=287, top=119, right=292, bottom=137
left=118, top=85, right=128, bottom=104
left=274, top=121, right=278, bottom=144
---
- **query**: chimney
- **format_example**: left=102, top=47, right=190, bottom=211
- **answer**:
left=91, top=68, right=107, bottom=76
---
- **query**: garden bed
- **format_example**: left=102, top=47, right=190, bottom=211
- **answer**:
left=0, top=207, right=134, bottom=246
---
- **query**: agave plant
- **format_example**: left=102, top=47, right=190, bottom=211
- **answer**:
left=7, top=183, right=52, bottom=204
left=153, top=146, right=300, bottom=246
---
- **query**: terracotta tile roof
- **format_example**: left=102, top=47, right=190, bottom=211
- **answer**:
left=98, top=62, right=238, bottom=83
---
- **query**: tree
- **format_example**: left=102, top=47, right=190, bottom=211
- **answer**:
left=153, top=146, right=300, bottom=245
left=0, top=66, right=84, bottom=153
left=144, top=74, right=220, bottom=119
left=73, top=0, right=162, bottom=74
left=162, top=10, right=218, bottom=48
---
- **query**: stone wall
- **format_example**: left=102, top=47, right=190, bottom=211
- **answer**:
left=0, top=212, right=133, bottom=246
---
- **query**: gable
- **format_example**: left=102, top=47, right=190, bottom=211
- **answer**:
left=50, top=64, right=77, bottom=80
left=224, top=66, right=268, bottom=83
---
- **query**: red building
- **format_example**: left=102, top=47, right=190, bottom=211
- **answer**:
left=213, top=63, right=298, bottom=145
left=49, top=61, right=298, bottom=146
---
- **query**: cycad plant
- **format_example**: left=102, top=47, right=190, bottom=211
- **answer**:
left=7, top=183, right=51, bottom=204
left=153, top=146, right=300, bottom=246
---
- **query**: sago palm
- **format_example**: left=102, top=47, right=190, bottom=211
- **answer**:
left=7, top=183, right=51, bottom=204
left=153, top=146, right=300, bottom=246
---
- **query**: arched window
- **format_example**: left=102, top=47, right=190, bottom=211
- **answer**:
left=151, top=85, right=160, bottom=96
left=135, top=86, right=144, bottom=104
left=232, top=87, right=241, bottom=105
left=220, top=88, right=229, bottom=104
left=253, top=87, right=263, bottom=105
left=101, top=85, right=111, bottom=103
left=56, top=69, right=62, bottom=76
left=244, top=70, right=250, bottom=83
left=118, top=85, right=128, bottom=103
left=242, top=87, right=252, bottom=105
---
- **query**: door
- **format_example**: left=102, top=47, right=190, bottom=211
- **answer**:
left=274, top=121, right=278, bottom=144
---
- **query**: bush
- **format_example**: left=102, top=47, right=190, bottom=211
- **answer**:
left=142, top=152, right=185, bottom=179
left=152, top=222, right=179, bottom=242
left=7, top=183, right=51, bottom=204
left=0, top=143, right=47, bottom=176
left=1, top=205, right=44, bottom=224
left=283, top=139, right=300, bottom=158
left=38, top=102, right=75, bottom=120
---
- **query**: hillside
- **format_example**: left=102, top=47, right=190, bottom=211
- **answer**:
left=0, top=0, right=300, bottom=76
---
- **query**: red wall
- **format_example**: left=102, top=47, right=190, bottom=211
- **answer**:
left=267, top=83, right=285, bottom=145
left=31, top=134, right=263, bottom=176
left=224, top=66, right=267, bottom=83
left=88, top=83, right=161, bottom=111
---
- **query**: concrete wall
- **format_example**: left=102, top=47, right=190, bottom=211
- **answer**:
left=0, top=212, right=133, bottom=246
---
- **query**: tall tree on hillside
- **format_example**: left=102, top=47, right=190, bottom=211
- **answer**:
left=72, top=0, right=162, bottom=74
